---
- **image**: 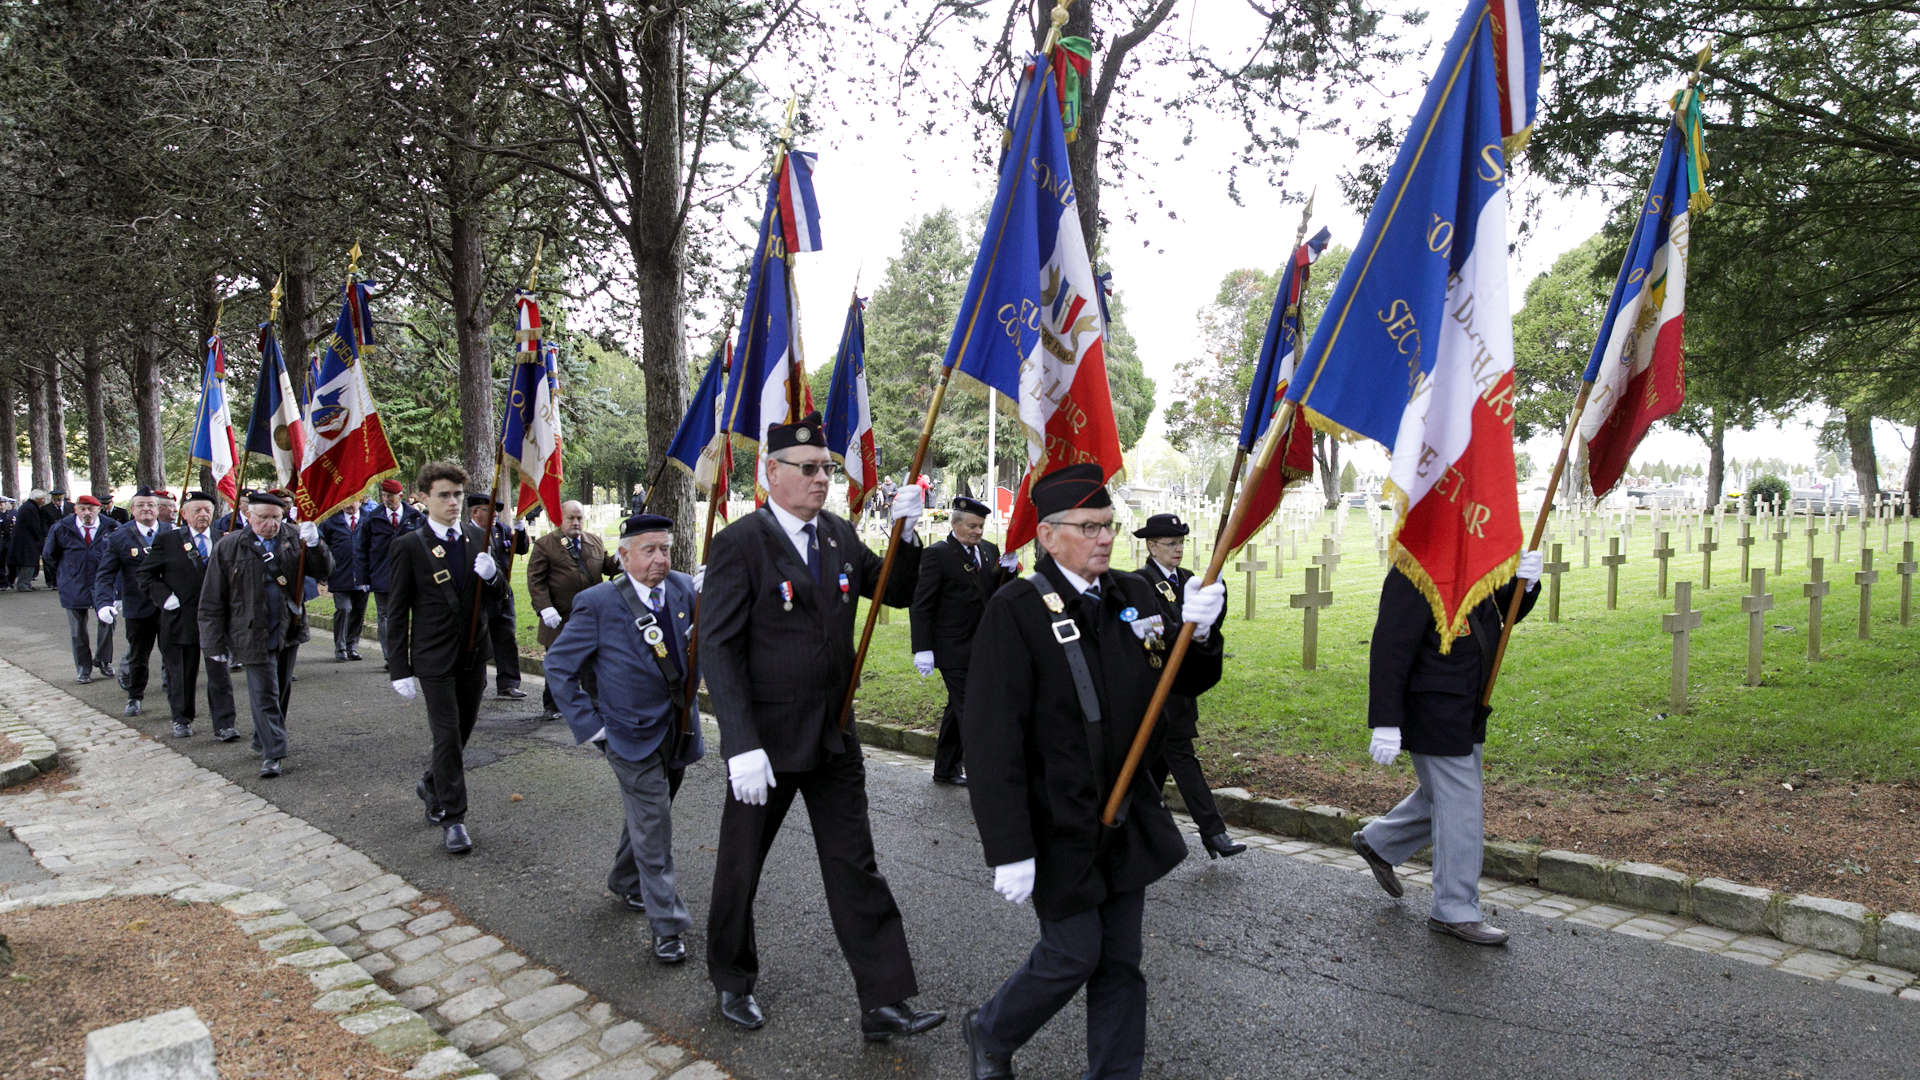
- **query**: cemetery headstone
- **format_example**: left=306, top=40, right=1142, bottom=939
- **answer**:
left=1896, top=539, right=1915, bottom=628
left=1804, top=557, right=1830, bottom=660
left=1543, top=542, right=1569, bottom=623
left=1602, top=536, right=1627, bottom=610
left=1290, top=566, right=1333, bottom=671
left=1699, top=526, right=1719, bottom=590
left=1741, top=569, right=1773, bottom=687
left=1313, top=535, right=1342, bottom=590
left=1663, top=581, right=1703, bottom=714
left=1236, top=552, right=1267, bottom=620
left=1855, top=548, right=1879, bottom=640
left=1653, top=530, right=1675, bottom=599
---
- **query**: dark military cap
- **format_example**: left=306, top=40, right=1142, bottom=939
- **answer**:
left=766, top=411, right=825, bottom=455
left=951, top=495, right=991, bottom=519
left=1133, top=513, right=1189, bottom=539
left=134, top=485, right=157, bottom=498
left=465, top=493, right=507, bottom=510
left=181, top=490, right=217, bottom=506
left=1030, top=463, right=1111, bottom=520
left=247, top=490, right=289, bottom=509
left=620, top=513, right=673, bottom=538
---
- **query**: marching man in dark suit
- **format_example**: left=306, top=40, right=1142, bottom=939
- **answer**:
left=45, top=494, right=115, bottom=683
left=910, top=494, right=1012, bottom=786
left=9, top=490, right=50, bottom=590
left=527, top=500, right=620, bottom=720
left=321, top=499, right=373, bottom=661
left=137, top=491, right=238, bottom=740
left=700, top=411, right=943, bottom=1040
left=1351, top=554, right=1541, bottom=946
left=961, top=464, right=1227, bottom=1080
left=1133, top=512, right=1246, bottom=859
left=544, top=512, right=703, bottom=963
left=198, top=490, right=331, bottom=777
left=466, top=494, right=530, bottom=699
left=384, top=462, right=507, bottom=855
left=93, top=486, right=169, bottom=717
left=357, top=477, right=424, bottom=669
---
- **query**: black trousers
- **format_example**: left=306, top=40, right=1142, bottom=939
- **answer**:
left=65, top=607, right=113, bottom=675
left=976, top=887, right=1148, bottom=1080
left=245, top=646, right=297, bottom=760
left=419, top=664, right=486, bottom=824
left=935, top=666, right=967, bottom=779
left=706, top=747, right=917, bottom=1011
left=1151, top=735, right=1226, bottom=838
left=333, top=590, right=369, bottom=654
left=488, top=596, right=520, bottom=689
left=161, top=639, right=237, bottom=729
left=120, top=614, right=160, bottom=699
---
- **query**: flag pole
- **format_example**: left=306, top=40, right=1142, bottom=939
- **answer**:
left=467, top=247, right=545, bottom=651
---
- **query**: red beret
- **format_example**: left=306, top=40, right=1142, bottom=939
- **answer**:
left=75, top=495, right=102, bottom=507
left=380, top=479, right=405, bottom=494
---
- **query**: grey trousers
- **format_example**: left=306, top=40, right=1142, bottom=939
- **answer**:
left=66, top=607, right=114, bottom=675
left=1360, top=746, right=1485, bottom=923
left=603, top=746, right=691, bottom=938
left=245, top=646, right=298, bottom=761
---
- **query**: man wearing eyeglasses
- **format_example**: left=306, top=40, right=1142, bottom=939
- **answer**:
left=700, top=411, right=945, bottom=1042
left=959, top=463, right=1227, bottom=1080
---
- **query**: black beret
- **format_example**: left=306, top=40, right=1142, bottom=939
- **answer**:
left=1030, top=463, right=1111, bottom=521
left=181, top=490, right=216, bottom=505
left=50, top=487, right=66, bottom=496
left=134, top=485, right=156, bottom=498
left=247, top=490, right=289, bottom=509
left=620, top=513, right=674, bottom=538
left=766, top=411, right=825, bottom=455
left=1133, top=513, right=1189, bottom=539
left=950, top=495, right=991, bottom=519
left=465, top=494, right=507, bottom=510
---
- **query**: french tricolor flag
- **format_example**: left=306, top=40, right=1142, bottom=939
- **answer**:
left=1285, top=0, right=1539, bottom=652
left=190, top=335, right=241, bottom=503
left=823, top=296, right=879, bottom=514
left=776, top=150, right=822, bottom=254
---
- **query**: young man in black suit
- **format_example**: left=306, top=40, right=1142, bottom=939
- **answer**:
left=138, top=490, right=239, bottom=740
left=909, top=494, right=1013, bottom=785
left=700, top=411, right=943, bottom=1041
left=383, top=463, right=506, bottom=855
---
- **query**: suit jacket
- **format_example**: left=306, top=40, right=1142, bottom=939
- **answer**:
left=198, top=527, right=333, bottom=664
left=1134, top=560, right=1227, bottom=740
left=544, top=572, right=704, bottom=766
left=525, top=529, right=619, bottom=647
left=909, top=535, right=1009, bottom=670
left=1368, top=566, right=1539, bottom=756
left=93, top=520, right=170, bottom=618
left=382, top=522, right=506, bottom=680
left=962, top=556, right=1225, bottom=922
left=137, top=526, right=221, bottom=647
left=321, top=506, right=373, bottom=591
left=702, top=505, right=920, bottom=772
left=42, top=516, right=110, bottom=610
left=355, top=503, right=424, bottom=592
left=7, top=502, right=47, bottom=564
left=103, top=506, right=131, bottom=525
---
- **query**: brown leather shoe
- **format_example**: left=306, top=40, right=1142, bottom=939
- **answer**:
left=1351, top=832, right=1404, bottom=898
left=1427, top=918, right=1509, bottom=946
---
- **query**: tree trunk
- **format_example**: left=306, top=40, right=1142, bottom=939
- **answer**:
left=1314, top=432, right=1340, bottom=509
left=82, top=338, right=110, bottom=497
left=45, top=354, right=70, bottom=495
left=133, top=325, right=166, bottom=489
left=25, top=362, right=51, bottom=490
left=281, top=246, right=318, bottom=401
left=629, top=3, right=694, bottom=567
left=1903, top=421, right=1918, bottom=516
left=0, top=368, right=18, bottom=498
left=1844, top=409, right=1880, bottom=504
left=450, top=206, right=497, bottom=491
left=1704, top=406, right=1726, bottom=508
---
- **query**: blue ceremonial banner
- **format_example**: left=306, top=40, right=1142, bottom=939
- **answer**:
left=243, top=324, right=305, bottom=487
left=1240, top=225, right=1332, bottom=452
left=667, top=339, right=731, bottom=489
left=721, top=171, right=800, bottom=470
left=822, top=296, right=878, bottom=513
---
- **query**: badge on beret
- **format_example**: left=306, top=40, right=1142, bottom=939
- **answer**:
left=431, top=545, right=446, bottom=559
left=795, top=427, right=811, bottom=443
left=1119, top=606, right=1137, bottom=623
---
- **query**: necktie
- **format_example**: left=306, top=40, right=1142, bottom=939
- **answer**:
left=801, top=522, right=821, bottom=583
left=196, top=534, right=208, bottom=560
left=1076, top=585, right=1102, bottom=633
left=967, top=545, right=979, bottom=570
left=84, top=525, right=92, bottom=545
left=391, top=510, right=399, bottom=528
left=348, top=511, right=357, bottom=530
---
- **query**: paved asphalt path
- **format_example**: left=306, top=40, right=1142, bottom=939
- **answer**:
left=2, top=588, right=1914, bottom=1079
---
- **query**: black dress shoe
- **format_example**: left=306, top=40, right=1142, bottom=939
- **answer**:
left=1202, top=831, right=1246, bottom=858
left=652, top=934, right=686, bottom=964
left=444, top=823, right=473, bottom=854
left=171, top=721, right=192, bottom=738
left=335, top=651, right=350, bottom=663
left=417, top=779, right=446, bottom=824
left=861, top=1000, right=946, bottom=1043
left=964, top=1007, right=1014, bottom=1079
left=539, top=709, right=563, bottom=722
left=97, top=661, right=114, bottom=677
left=346, top=650, right=364, bottom=661
left=1351, top=831, right=1404, bottom=898
left=932, top=773, right=968, bottom=786
left=717, top=990, right=765, bottom=1030
left=1428, top=918, right=1509, bottom=946
left=123, top=698, right=142, bottom=718
left=214, top=727, right=239, bottom=742
left=620, top=892, right=647, bottom=913
left=76, top=672, right=92, bottom=685
left=259, top=758, right=282, bottom=778
left=496, top=686, right=527, bottom=699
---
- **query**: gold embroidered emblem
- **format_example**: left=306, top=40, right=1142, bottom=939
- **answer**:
left=1042, top=592, right=1064, bottom=614
left=431, top=545, right=446, bottom=559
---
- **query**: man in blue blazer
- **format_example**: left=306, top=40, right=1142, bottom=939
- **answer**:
left=544, top=512, right=703, bottom=965
left=45, top=495, right=114, bottom=682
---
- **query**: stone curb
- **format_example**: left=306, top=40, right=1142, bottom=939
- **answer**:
left=856, top=716, right=1920, bottom=976
left=0, top=881, right=496, bottom=1080
left=0, top=706, right=63, bottom=788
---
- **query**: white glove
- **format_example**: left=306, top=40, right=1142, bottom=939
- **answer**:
left=514, top=520, right=528, bottom=533
left=692, top=564, right=706, bottom=594
left=913, top=650, right=935, bottom=677
left=96, top=605, right=117, bottom=625
left=1181, top=578, right=1225, bottom=641
left=539, top=606, right=562, bottom=629
left=392, top=677, right=419, bottom=700
left=1369, top=726, right=1403, bottom=766
left=998, top=552, right=1020, bottom=573
left=162, top=593, right=181, bottom=612
left=209, top=654, right=229, bottom=664
left=889, top=484, right=924, bottom=533
left=1128, top=613, right=1166, bottom=642
left=1517, top=549, right=1543, bottom=592
left=298, top=520, right=321, bottom=547
left=992, top=858, right=1036, bottom=905
left=727, top=748, right=776, bottom=806
left=473, top=551, right=498, bottom=580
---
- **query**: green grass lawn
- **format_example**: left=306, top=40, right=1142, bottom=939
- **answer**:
left=327, top=508, right=1920, bottom=790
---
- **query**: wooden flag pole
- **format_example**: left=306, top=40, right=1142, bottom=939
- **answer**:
left=1103, top=398, right=1300, bottom=826
left=1479, top=381, right=1592, bottom=706
left=677, top=344, right=736, bottom=740
left=464, top=249, right=544, bottom=651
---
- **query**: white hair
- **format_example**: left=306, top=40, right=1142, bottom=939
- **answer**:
left=617, top=531, right=673, bottom=556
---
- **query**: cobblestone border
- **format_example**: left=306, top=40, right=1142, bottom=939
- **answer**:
left=0, top=707, right=61, bottom=788
left=0, top=880, right=493, bottom=1078
left=854, top=718, right=1920, bottom=986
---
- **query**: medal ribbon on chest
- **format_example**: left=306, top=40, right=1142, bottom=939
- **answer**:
left=779, top=580, right=794, bottom=612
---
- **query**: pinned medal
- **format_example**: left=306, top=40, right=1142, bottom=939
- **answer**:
left=1155, top=580, right=1177, bottom=604
left=275, top=575, right=289, bottom=587
left=838, top=572, right=851, bottom=603
left=643, top=623, right=667, bottom=657
left=1119, top=606, right=1138, bottom=623
left=779, top=580, right=794, bottom=611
